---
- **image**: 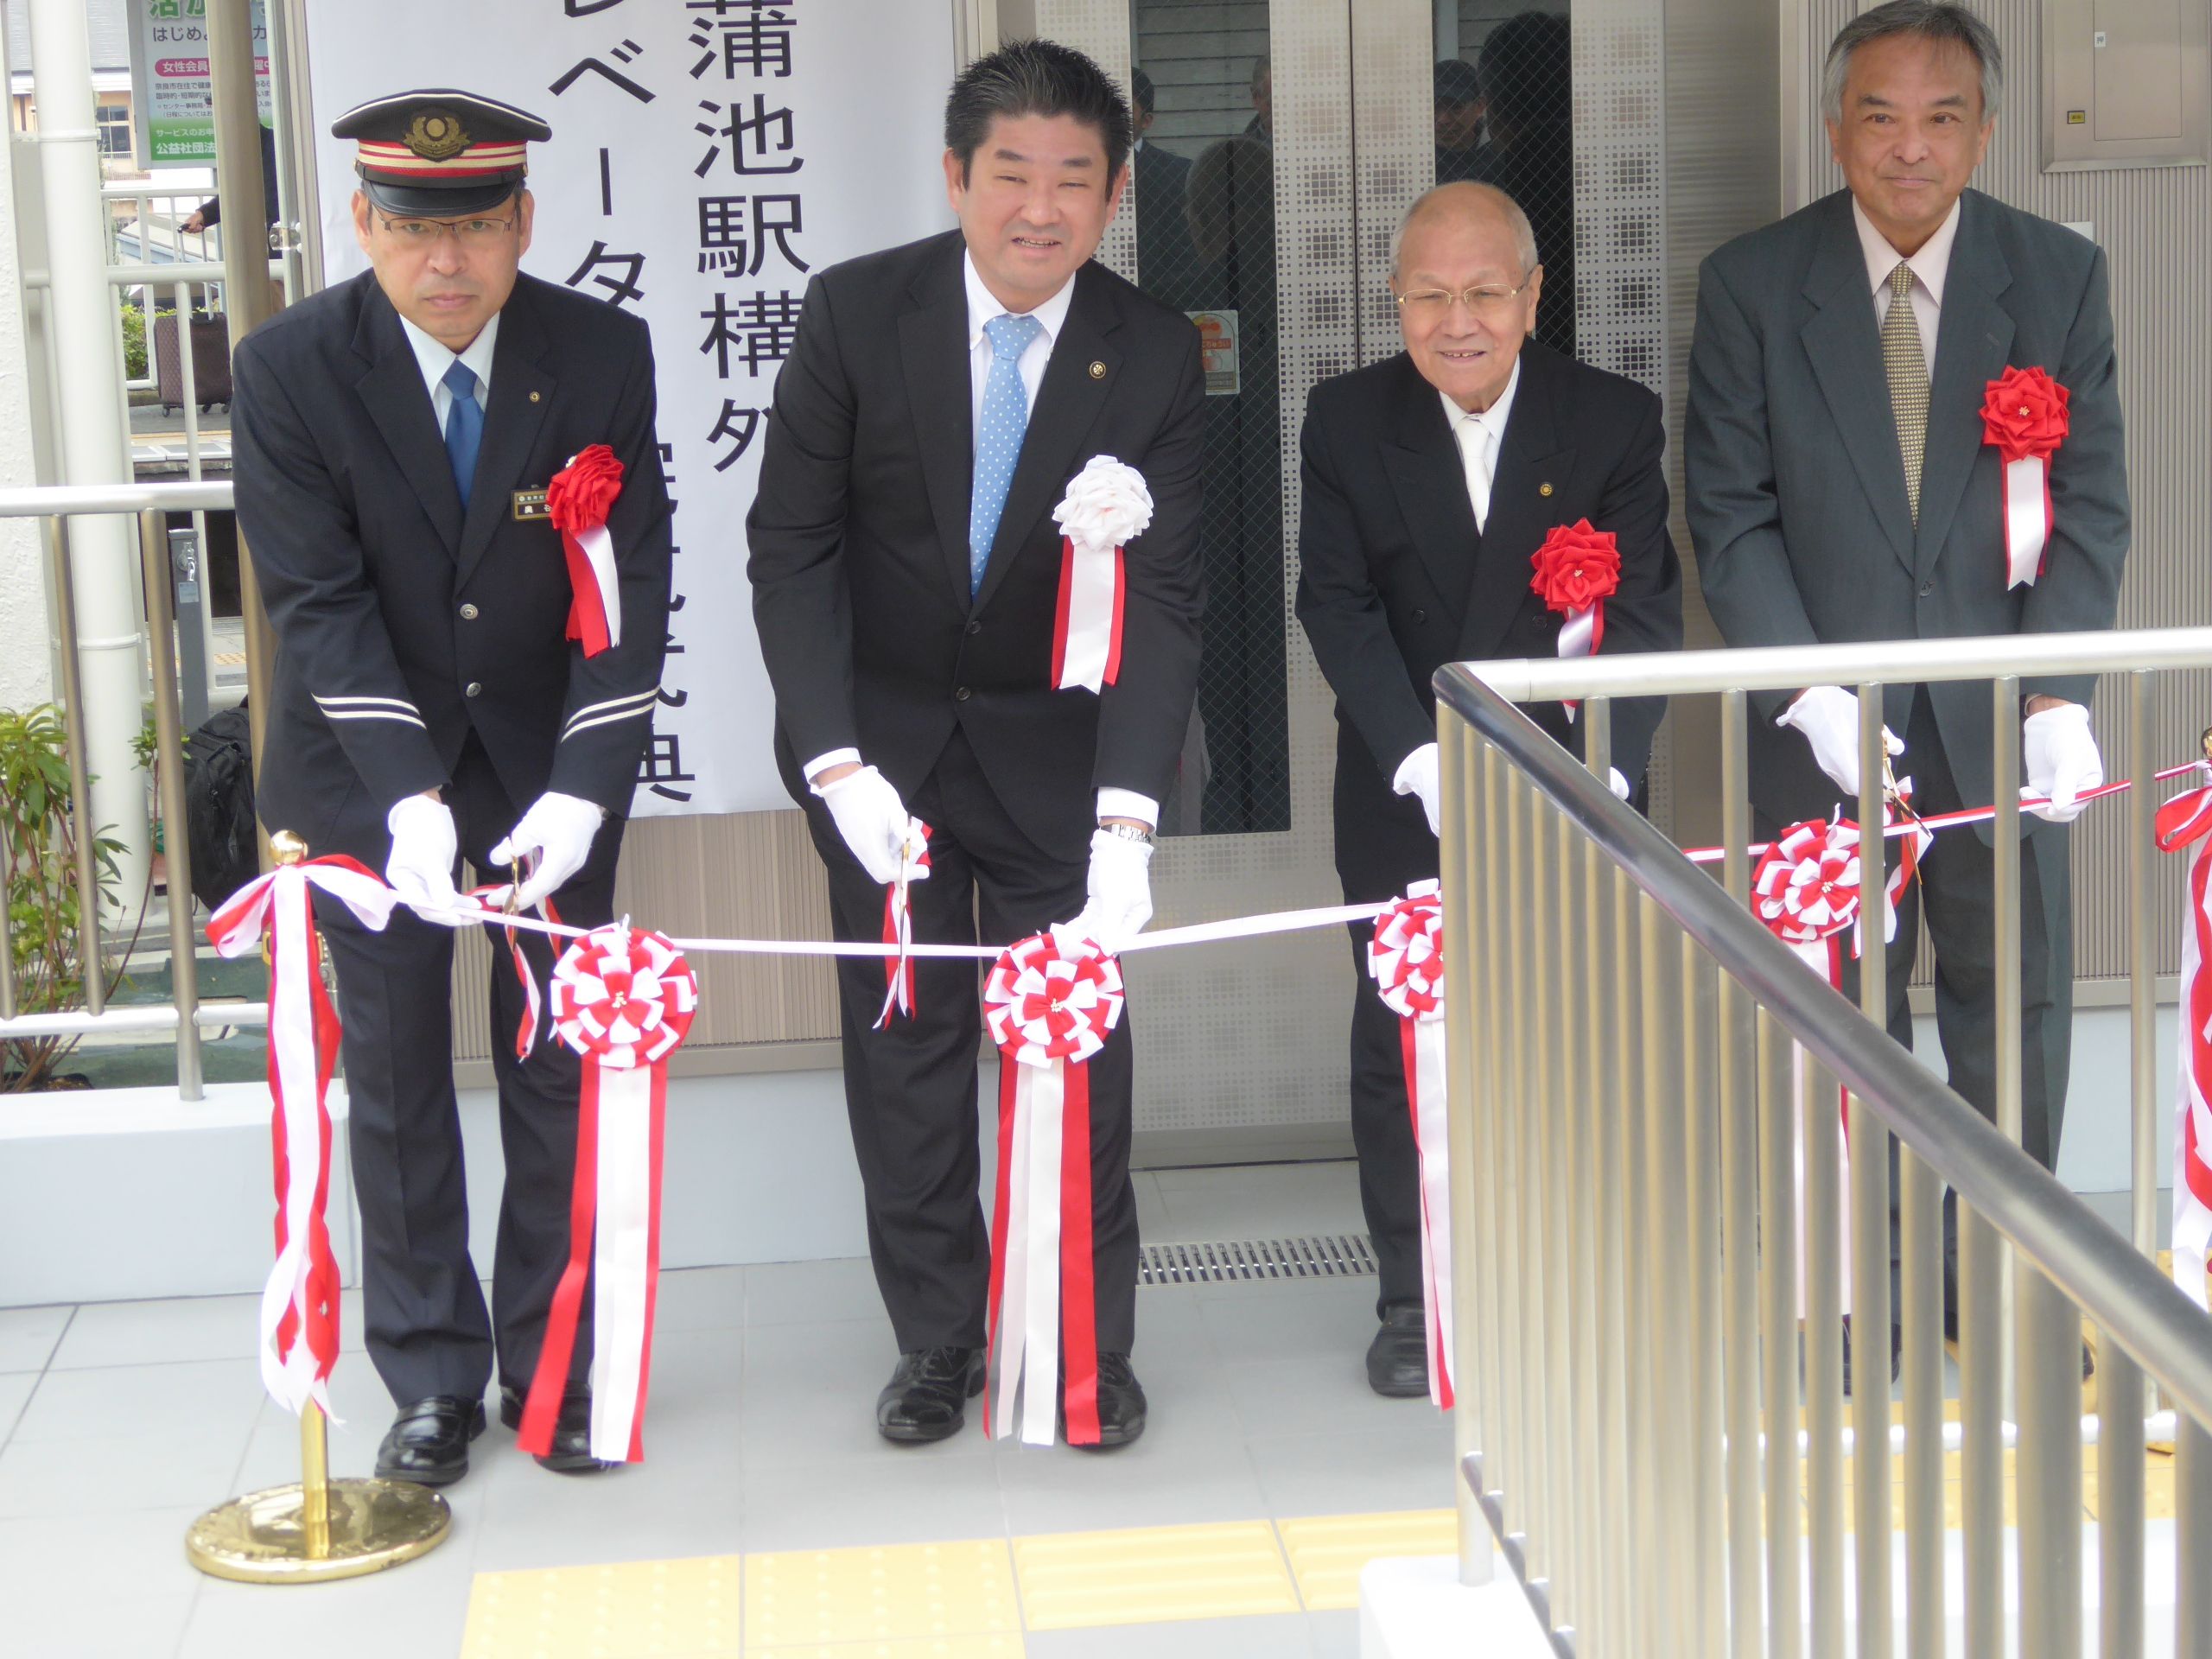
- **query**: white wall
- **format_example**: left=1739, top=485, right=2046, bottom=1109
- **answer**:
left=0, top=10, right=51, bottom=712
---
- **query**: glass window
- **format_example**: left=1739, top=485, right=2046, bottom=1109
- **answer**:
left=95, top=103, right=133, bottom=162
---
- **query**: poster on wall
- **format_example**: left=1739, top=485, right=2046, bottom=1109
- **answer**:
left=300, top=0, right=957, bottom=816
left=127, top=0, right=272, bottom=168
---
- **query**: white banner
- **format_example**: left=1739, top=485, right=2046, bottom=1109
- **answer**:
left=302, top=0, right=957, bottom=814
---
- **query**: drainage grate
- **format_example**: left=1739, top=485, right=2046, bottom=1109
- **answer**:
left=1138, top=1234, right=1377, bottom=1287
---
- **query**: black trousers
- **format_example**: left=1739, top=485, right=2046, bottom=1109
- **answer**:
left=798, top=728, right=1141, bottom=1354
left=314, top=736, right=620, bottom=1405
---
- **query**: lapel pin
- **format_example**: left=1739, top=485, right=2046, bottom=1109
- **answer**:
left=1089, top=361, right=1107, bottom=379
left=1539, top=481, right=1554, bottom=497
left=529, top=390, right=542, bottom=403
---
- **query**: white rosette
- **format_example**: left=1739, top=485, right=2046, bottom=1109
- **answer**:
left=1049, top=456, right=1153, bottom=694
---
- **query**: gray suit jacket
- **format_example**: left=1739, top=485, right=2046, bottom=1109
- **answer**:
left=1685, top=188, right=2128, bottom=826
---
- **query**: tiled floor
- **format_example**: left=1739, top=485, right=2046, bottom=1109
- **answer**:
left=1, top=1161, right=1459, bottom=1657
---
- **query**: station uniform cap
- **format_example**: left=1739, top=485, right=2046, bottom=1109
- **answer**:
left=332, top=89, right=550, bottom=219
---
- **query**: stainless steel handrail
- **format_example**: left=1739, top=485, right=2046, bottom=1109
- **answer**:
left=1438, top=660, right=2212, bottom=1423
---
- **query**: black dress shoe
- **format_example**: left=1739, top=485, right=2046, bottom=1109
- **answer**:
left=1366, top=1306, right=1430, bottom=1399
left=1839, top=1318, right=1901, bottom=1397
left=876, top=1346, right=984, bottom=1444
left=499, top=1385, right=613, bottom=1475
left=374, top=1395, right=486, bottom=1487
left=1073, top=1351, right=1147, bottom=1450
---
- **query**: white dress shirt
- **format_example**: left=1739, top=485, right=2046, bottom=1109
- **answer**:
left=1437, top=355, right=1522, bottom=533
left=1853, top=195, right=1959, bottom=378
left=397, top=310, right=500, bottom=430
left=806, top=255, right=1156, bottom=828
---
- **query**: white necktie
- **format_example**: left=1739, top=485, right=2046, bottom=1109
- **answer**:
left=1453, top=416, right=1497, bottom=533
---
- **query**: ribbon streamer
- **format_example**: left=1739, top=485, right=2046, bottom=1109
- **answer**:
left=875, top=818, right=932, bottom=1028
left=1367, top=880, right=1453, bottom=1410
left=982, top=934, right=1123, bottom=1446
left=1050, top=536, right=1127, bottom=694
left=2002, top=456, right=2053, bottom=590
left=2158, top=769, right=2212, bottom=1307
left=207, top=854, right=398, bottom=1419
left=519, top=924, right=698, bottom=1464
left=547, top=445, right=625, bottom=657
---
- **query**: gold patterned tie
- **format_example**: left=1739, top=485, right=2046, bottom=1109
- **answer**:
left=1882, top=261, right=1930, bottom=523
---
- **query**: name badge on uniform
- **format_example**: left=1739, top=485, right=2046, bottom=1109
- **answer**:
left=512, top=488, right=551, bottom=523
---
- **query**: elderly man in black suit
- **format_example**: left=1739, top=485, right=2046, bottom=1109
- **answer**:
left=1687, top=1, right=2127, bottom=1389
left=747, top=40, right=1205, bottom=1449
left=232, top=90, right=671, bottom=1483
left=1297, top=181, right=1682, bottom=1395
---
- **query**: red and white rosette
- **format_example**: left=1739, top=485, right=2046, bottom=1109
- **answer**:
left=1980, top=365, right=2070, bottom=590
left=1049, top=455, right=1152, bottom=694
left=207, top=854, right=399, bottom=1418
left=1529, top=520, right=1622, bottom=721
left=874, top=818, right=932, bottom=1029
left=1366, top=879, right=1453, bottom=1411
left=547, top=443, right=625, bottom=658
left=2158, top=768, right=2212, bottom=1307
left=982, top=931, right=1125, bottom=1446
left=519, top=924, right=698, bottom=1463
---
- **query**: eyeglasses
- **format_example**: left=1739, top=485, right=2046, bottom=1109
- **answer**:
left=374, top=209, right=520, bottom=250
left=1394, top=275, right=1538, bottom=321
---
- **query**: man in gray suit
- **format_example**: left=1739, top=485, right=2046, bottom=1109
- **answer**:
left=1687, top=2, right=2127, bottom=1385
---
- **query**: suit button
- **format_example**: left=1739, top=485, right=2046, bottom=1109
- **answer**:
left=968, top=619, right=982, bottom=635
left=956, top=685, right=971, bottom=702
left=1413, top=607, right=1427, bottom=624
left=459, top=603, right=480, bottom=620
left=1918, top=581, right=1934, bottom=597
left=465, top=681, right=482, bottom=698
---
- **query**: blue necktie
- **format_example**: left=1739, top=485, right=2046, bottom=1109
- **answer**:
left=442, top=360, right=484, bottom=511
left=969, top=312, right=1045, bottom=595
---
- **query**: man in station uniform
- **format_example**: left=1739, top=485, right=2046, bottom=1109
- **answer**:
left=232, top=90, right=672, bottom=1483
left=1297, top=181, right=1681, bottom=1395
left=1686, top=2, right=2127, bottom=1388
left=747, top=40, right=1205, bottom=1448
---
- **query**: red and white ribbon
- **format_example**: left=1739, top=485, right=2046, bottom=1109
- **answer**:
left=547, top=444, right=625, bottom=658
left=519, top=924, right=698, bottom=1463
left=982, top=932, right=1124, bottom=1446
left=2158, top=770, right=2212, bottom=1307
left=1529, top=520, right=1621, bottom=722
left=1980, top=365, right=2070, bottom=591
left=874, top=818, right=932, bottom=1029
left=1049, top=457, right=1151, bottom=695
left=1366, top=880, right=1453, bottom=1411
left=461, top=875, right=563, bottom=1062
left=1751, top=812, right=1929, bottom=1314
left=207, top=855, right=398, bottom=1418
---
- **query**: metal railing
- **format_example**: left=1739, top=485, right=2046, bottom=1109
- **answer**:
left=1, top=480, right=255, bottom=1103
left=1435, top=627, right=2212, bottom=1658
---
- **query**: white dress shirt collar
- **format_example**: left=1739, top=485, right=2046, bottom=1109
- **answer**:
left=398, top=308, right=500, bottom=410
left=1437, top=354, right=1522, bottom=451
left=963, top=250, right=1077, bottom=354
left=1852, top=194, right=1961, bottom=309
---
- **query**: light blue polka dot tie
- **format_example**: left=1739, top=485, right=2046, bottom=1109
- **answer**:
left=969, top=312, right=1045, bottom=596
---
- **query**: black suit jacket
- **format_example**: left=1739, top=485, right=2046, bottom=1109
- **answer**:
left=1295, top=344, right=1681, bottom=893
left=747, top=230, right=1207, bottom=859
left=233, top=272, right=672, bottom=851
left=1132, top=142, right=1202, bottom=309
left=1687, top=188, right=2128, bottom=827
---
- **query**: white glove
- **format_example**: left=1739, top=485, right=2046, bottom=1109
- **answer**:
left=384, top=794, right=471, bottom=926
left=489, top=791, right=605, bottom=910
left=1777, top=685, right=1904, bottom=799
left=2022, top=702, right=2102, bottom=823
left=1394, top=742, right=1443, bottom=837
left=811, top=763, right=912, bottom=885
left=1609, top=767, right=1631, bottom=802
left=1058, top=828, right=1154, bottom=957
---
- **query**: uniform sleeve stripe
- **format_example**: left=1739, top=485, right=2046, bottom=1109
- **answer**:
left=563, top=689, right=659, bottom=731
left=560, top=704, right=654, bottom=742
left=320, top=707, right=429, bottom=731
left=315, top=694, right=423, bottom=713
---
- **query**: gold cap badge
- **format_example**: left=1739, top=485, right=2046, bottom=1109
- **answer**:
left=404, top=111, right=472, bottom=162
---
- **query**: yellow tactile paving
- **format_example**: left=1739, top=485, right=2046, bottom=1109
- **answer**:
left=744, top=1541, right=1019, bottom=1649
left=1010, top=1520, right=1300, bottom=1630
left=461, top=1554, right=743, bottom=1658
left=754, top=1640, right=1025, bottom=1659
left=1276, top=1509, right=1458, bottom=1611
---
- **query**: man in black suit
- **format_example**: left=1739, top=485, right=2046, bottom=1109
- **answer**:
left=1297, top=181, right=1681, bottom=1395
left=232, top=90, right=671, bottom=1483
left=747, top=40, right=1205, bottom=1449
left=1129, top=68, right=1200, bottom=310
left=1687, top=3, right=2126, bottom=1389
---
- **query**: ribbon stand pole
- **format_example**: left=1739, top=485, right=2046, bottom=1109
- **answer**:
left=186, top=833, right=452, bottom=1584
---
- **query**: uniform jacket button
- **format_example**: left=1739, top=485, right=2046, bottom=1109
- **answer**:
left=1918, top=580, right=1934, bottom=597
left=1412, top=606, right=1427, bottom=624
left=955, top=685, right=971, bottom=702
left=459, top=602, right=480, bottom=620
left=465, top=681, right=482, bottom=698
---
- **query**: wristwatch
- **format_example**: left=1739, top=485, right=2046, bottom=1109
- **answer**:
left=1098, top=821, right=1154, bottom=845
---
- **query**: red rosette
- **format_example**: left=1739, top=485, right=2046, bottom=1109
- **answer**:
left=546, top=443, right=625, bottom=534
left=550, top=925, right=698, bottom=1069
left=1367, top=880, right=1445, bottom=1021
left=1529, top=518, right=1622, bottom=614
left=1980, top=365, right=2069, bottom=465
left=1750, top=818, right=1862, bottom=945
left=983, top=932, right=1125, bottom=1066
